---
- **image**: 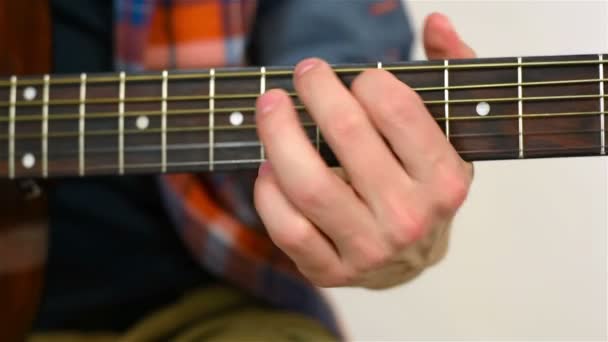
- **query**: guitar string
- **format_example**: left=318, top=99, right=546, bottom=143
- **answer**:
left=4, top=145, right=603, bottom=175
left=0, top=57, right=606, bottom=87
left=3, top=128, right=603, bottom=159
left=0, top=94, right=606, bottom=125
left=1, top=77, right=607, bottom=109
left=0, top=110, right=606, bottom=141
left=0, top=144, right=601, bottom=170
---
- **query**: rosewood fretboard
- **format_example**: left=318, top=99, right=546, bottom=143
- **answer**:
left=0, top=54, right=606, bottom=179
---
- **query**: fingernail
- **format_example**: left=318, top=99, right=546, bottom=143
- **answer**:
left=258, top=161, right=273, bottom=177
left=295, top=58, right=319, bottom=77
left=257, top=90, right=281, bottom=115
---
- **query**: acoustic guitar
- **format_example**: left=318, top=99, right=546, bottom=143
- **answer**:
left=1, top=1, right=51, bottom=341
left=1, top=2, right=606, bottom=341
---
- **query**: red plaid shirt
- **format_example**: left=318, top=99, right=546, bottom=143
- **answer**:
left=115, top=0, right=341, bottom=337
left=115, top=0, right=413, bottom=338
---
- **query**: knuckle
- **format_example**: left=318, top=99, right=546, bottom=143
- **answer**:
left=325, top=105, right=365, bottom=141
left=349, top=238, right=391, bottom=273
left=375, top=86, right=421, bottom=129
left=290, top=176, right=333, bottom=211
left=382, top=193, right=431, bottom=246
left=274, top=218, right=315, bottom=253
left=395, top=209, right=430, bottom=245
left=389, top=221, right=414, bottom=249
left=351, top=68, right=387, bottom=93
left=436, top=163, right=471, bottom=211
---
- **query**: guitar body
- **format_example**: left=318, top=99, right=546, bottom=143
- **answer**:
left=0, top=0, right=51, bottom=340
left=0, top=181, right=48, bottom=342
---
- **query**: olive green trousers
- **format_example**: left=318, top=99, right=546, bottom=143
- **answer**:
left=28, top=286, right=337, bottom=342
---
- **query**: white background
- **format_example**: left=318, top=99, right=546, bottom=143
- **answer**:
left=324, top=1, right=608, bottom=341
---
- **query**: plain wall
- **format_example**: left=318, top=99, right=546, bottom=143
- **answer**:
left=324, top=1, right=608, bottom=341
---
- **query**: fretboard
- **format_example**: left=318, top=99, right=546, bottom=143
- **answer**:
left=0, top=54, right=606, bottom=179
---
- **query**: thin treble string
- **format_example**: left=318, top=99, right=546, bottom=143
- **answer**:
left=30, top=129, right=602, bottom=156
left=0, top=110, right=606, bottom=140
left=1, top=122, right=603, bottom=141
left=0, top=95, right=606, bottom=124
left=5, top=137, right=603, bottom=159
left=6, top=145, right=603, bottom=173
left=1, top=57, right=607, bottom=87
left=75, top=142, right=604, bottom=171
left=1, top=77, right=607, bottom=109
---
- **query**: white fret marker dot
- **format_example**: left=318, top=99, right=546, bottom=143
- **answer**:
left=136, top=116, right=150, bottom=130
left=230, top=111, right=244, bottom=126
left=22, top=153, right=36, bottom=169
left=23, top=87, right=37, bottom=101
left=476, top=102, right=491, bottom=116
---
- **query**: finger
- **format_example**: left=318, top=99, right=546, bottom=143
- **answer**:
left=255, top=88, right=381, bottom=263
left=423, top=12, right=476, bottom=60
left=351, top=69, right=462, bottom=183
left=254, top=162, right=346, bottom=283
left=293, top=58, right=410, bottom=202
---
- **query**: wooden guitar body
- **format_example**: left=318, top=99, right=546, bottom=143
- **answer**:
left=0, top=0, right=51, bottom=340
left=0, top=181, right=48, bottom=342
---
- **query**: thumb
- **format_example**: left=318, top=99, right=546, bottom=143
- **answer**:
left=423, top=12, right=476, bottom=60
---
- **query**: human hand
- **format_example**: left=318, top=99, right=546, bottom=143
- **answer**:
left=254, top=13, right=476, bottom=288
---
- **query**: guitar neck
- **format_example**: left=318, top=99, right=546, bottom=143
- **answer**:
left=0, top=53, right=606, bottom=179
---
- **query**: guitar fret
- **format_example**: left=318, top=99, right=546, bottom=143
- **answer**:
left=518, top=57, right=525, bottom=158
left=599, top=54, right=605, bottom=155
left=162, top=70, right=168, bottom=172
left=42, top=75, right=50, bottom=178
left=79, top=73, right=87, bottom=176
left=209, top=68, right=215, bottom=171
left=118, top=72, right=126, bottom=175
left=8, top=76, right=16, bottom=179
left=260, top=67, right=266, bottom=160
left=444, top=60, right=450, bottom=141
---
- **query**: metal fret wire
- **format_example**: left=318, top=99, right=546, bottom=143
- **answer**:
left=79, top=73, right=86, bottom=176
left=600, top=54, right=605, bottom=155
left=518, top=57, right=524, bottom=159
left=444, top=60, right=450, bottom=142
left=260, top=66, right=266, bottom=160
left=162, top=70, right=168, bottom=172
left=1, top=58, right=607, bottom=87
left=209, top=68, right=215, bottom=171
left=8, top=76, right=16, bottom=179
left=118, top=72, right=126, bottom=175
left=42, top=75, right=50, bottom=177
